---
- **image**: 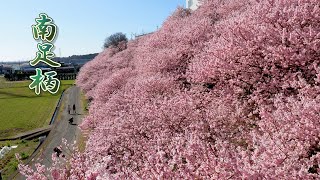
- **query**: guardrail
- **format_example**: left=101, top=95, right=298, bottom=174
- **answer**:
left=49, top=89, right=65, bottom=125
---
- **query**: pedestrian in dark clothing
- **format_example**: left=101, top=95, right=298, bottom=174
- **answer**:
left=53, top=147, right=62, bottom=157
left=73, top=104, right=76, bottom=114
left=67, top=105, right=71, bottom=114
left=68, top=117, right=74, bottom=124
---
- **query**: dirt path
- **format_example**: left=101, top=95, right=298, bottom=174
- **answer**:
left=13, top=86, right=84, bottom=179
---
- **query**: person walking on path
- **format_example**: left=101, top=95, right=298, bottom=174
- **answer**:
left=73, top=104, right=76, bottom=114
left=67, top=105, right=71, bottom=115
left=68, top=117, right=74, bottom=124
left=53, top=147, right=62, bottom=157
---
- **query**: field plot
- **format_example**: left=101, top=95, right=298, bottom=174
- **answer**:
left=0, top=139, right=39, bottom=179
left=0, top=76, right=74, bottom=138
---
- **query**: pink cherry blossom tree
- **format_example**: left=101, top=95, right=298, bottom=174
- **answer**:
left=19, top=0, right=320, bottom=179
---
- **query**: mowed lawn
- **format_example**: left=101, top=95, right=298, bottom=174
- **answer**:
left=0, top=76, right=74, bottom=138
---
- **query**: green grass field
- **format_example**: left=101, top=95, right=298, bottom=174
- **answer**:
left=0, top=76, right=74, bottom=138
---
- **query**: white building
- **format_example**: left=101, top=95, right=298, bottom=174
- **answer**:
left=186, top=0, right=200, bottom=10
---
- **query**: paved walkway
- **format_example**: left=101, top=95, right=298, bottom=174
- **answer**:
left=13, top=86, right=84, bottom=179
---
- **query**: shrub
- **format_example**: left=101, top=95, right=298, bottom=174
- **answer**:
left=103, top=32, right=128, bottom=50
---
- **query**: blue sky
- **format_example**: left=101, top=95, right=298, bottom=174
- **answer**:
left=0, top=0, right=185, bottom=62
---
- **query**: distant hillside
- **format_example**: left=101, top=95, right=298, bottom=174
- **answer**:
left=54, top=53, right=99, bottom=64
left=1, top=53, right=99, bottom=65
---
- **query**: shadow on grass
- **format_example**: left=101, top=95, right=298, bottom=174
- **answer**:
left=0, top=85, right=31, bottom=89
left=0, top=91, right=61, bottom=99
left=0, top=128, right=25, bottom=139
left=0, top=91, right=33, bottom=99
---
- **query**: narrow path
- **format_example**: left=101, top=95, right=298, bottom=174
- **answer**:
left=13, top=86, right=84, bottom=179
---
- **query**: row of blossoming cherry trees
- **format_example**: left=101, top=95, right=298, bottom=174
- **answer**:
left=19, top=0, right=320, bottom=179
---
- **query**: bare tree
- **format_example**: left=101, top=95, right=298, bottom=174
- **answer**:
left=103, top=32, right=128, bottom=49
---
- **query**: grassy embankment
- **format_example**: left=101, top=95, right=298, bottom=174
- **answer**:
left=77, top=92, right=89, bottom=153
left=0, top=139, right=39, bottom=179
